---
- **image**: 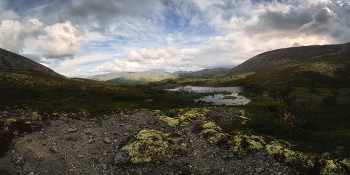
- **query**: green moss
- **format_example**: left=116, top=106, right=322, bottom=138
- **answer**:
left=3, top=119, right=17, bottom=132
left=320, top=159, right=346, bottom=175
left=237, top=109, right=249, bottom=125
left=200, top=122, right=229, bottom=144
left=227, top=133, right=265, bottom=153
left=178, top=108, right=210, bottom=126
left=156, top=115, right=179, bottom=127
left=121, top=129, right=180, bottom=164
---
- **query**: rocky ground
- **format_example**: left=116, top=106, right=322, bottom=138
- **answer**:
left=0, top=108, right=298, bottom=175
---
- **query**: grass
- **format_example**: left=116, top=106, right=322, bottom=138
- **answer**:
left=232, top=85, right=350, bottom=174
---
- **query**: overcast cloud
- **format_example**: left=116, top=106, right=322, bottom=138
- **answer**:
left=0, top=0, right=350, bottom=77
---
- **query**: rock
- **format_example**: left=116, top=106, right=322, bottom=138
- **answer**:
left=171, top=145, right=187, bottom=155
left=114, top=151, right=130, bottom=165
left=227, top=153, right=234, bottom=159
left=223, top=96, right=236, bottom=99
left=49, top=143, right=58, bottom=153
left=102, top=164, right=107, bottom=170
left=67, top=127, right=78, bottom=133
left=13, top=130, right=18, bottom=136
left=13, top=153, right=24, bottom=165
left=256, top=168, right=263, bottom=173
left=49, top=145, right=58, bottom=153
left=104, top=138, right=112, bottom=144
left=88, top=138, right=93, bottom=144
left=66, top=133, right=79, bottom=141
left=144, top=99, right=153, bottom=102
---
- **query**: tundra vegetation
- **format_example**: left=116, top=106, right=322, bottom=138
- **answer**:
left=1, top=58, right=350, bottom=174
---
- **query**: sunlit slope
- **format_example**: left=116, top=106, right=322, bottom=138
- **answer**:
left=217, top=42, right=350, bottom=86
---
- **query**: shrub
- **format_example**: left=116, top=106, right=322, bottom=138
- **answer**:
left=323, top=95, right=337, bottom=106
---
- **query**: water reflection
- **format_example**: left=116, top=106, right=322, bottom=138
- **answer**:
left=166, top=86, right=251, bottom=105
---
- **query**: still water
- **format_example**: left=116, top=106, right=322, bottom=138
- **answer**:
left=166, top=86, right=251, bottom=105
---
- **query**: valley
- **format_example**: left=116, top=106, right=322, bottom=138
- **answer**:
left=1, top=43, right=350, bottom=175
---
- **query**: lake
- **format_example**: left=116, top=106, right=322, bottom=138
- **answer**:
left=166, top=86, right=251, bottom=105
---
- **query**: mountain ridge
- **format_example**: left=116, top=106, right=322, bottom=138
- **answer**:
left=0, top=48, right=62, bottom=76
left=220, top=42, right=350, bottom=78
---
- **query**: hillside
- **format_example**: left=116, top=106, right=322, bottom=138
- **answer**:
left=177, top=68, right=229, bottom=78
left=216, top=42, right=350, bottom=86
left=107, top=71, right=174, bottom=83
left=0, top=48, right=61, bottom=76
left=220, top=42, right=350, bottom=77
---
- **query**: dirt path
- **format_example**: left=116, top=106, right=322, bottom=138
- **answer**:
left=0, top=109, right=297, bottom=175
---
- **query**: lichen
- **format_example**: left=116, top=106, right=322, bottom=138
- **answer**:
left=32, top=112, right=41, bottom=120
left=227, top=133, right=265, bottom=153
left=320, top=159, right=346, bottom=175
left=266, top=140, right=315, bottom=169
left=121, top=129, right=180, bottom=164
left=3, top=119, right=17, bottom=132
left=200, top=122, right=228, bottom=144
left=237, top=109, right=249, bottom=125
left=156, top=115, right=179, bottom=127
left=178, top=108, right=210, bottom=126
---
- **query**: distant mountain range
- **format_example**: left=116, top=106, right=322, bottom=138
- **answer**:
left=85, top=68, right=230, bottom=83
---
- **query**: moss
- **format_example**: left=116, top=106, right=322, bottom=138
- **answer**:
left=320, top=160, right=346, bottom=175
left=237, top=109, right=249, bottom=125
left=178, top=108, right=210, bottom=126
left=121, top=129, right=180, bottom=164
left=227, top=133, right=265, bottom=153
left=156, top=115, right=179, bottom=127
left=32, top=112, right=41, bottom=120
left=3, top=119, right=17, bottom=132
left=299, top=62, right=341, bottom=77
left=201, top=122, right=223, bottom=144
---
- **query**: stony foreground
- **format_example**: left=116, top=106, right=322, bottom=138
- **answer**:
left=0, top=109, right=297, bottom=175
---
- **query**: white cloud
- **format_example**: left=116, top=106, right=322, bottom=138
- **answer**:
left=39, top=21, right=86, bottom=59
left=0, top=19, right=43, bottom=53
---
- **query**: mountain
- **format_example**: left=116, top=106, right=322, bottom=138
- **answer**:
left=216, top=42, right=350, bottom=86
left=178, top=68, right=230, bottom=78
left=85, top=72, right=132, bottom=81
left=0, top=48, right=61, bottom=76
left=107, top=71, right=174, bottom=83
left=172, top=70, right=190, bottom=75
left=220, top=42, right=350, bottom=77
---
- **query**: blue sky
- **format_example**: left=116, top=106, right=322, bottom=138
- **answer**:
left=1, top=0, right=350, bottom=77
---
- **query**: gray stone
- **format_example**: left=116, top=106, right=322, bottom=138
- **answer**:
left=49, top=146, right=58, bottom=153
left=256, top=168, right=264, bottom=173
left=102, top=164, right=107, bottom=170
left=13, top=153, right=24, bottom=165
left=114, top=151, right=130, bottom=165
left=13, top=130, right=18, bottom=136
left=66, top=133, right=79, bottom=141
left=227, top=153, right=234, bottom=159
left=104, top=138, right=112, bottom=144
left=67, top=127, right=78, bottom=133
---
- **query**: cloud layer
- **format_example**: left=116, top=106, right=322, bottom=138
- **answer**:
left=1, top=0, right=350, bottom=77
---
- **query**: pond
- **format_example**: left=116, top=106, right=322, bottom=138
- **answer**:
left=166, top=86, right=251, bottom=105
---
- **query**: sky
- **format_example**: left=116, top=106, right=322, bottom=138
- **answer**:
left=1, top=0, right=350, bottom=77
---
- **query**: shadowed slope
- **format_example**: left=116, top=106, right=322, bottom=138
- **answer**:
left=0, top=48, right=61, bottom=76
